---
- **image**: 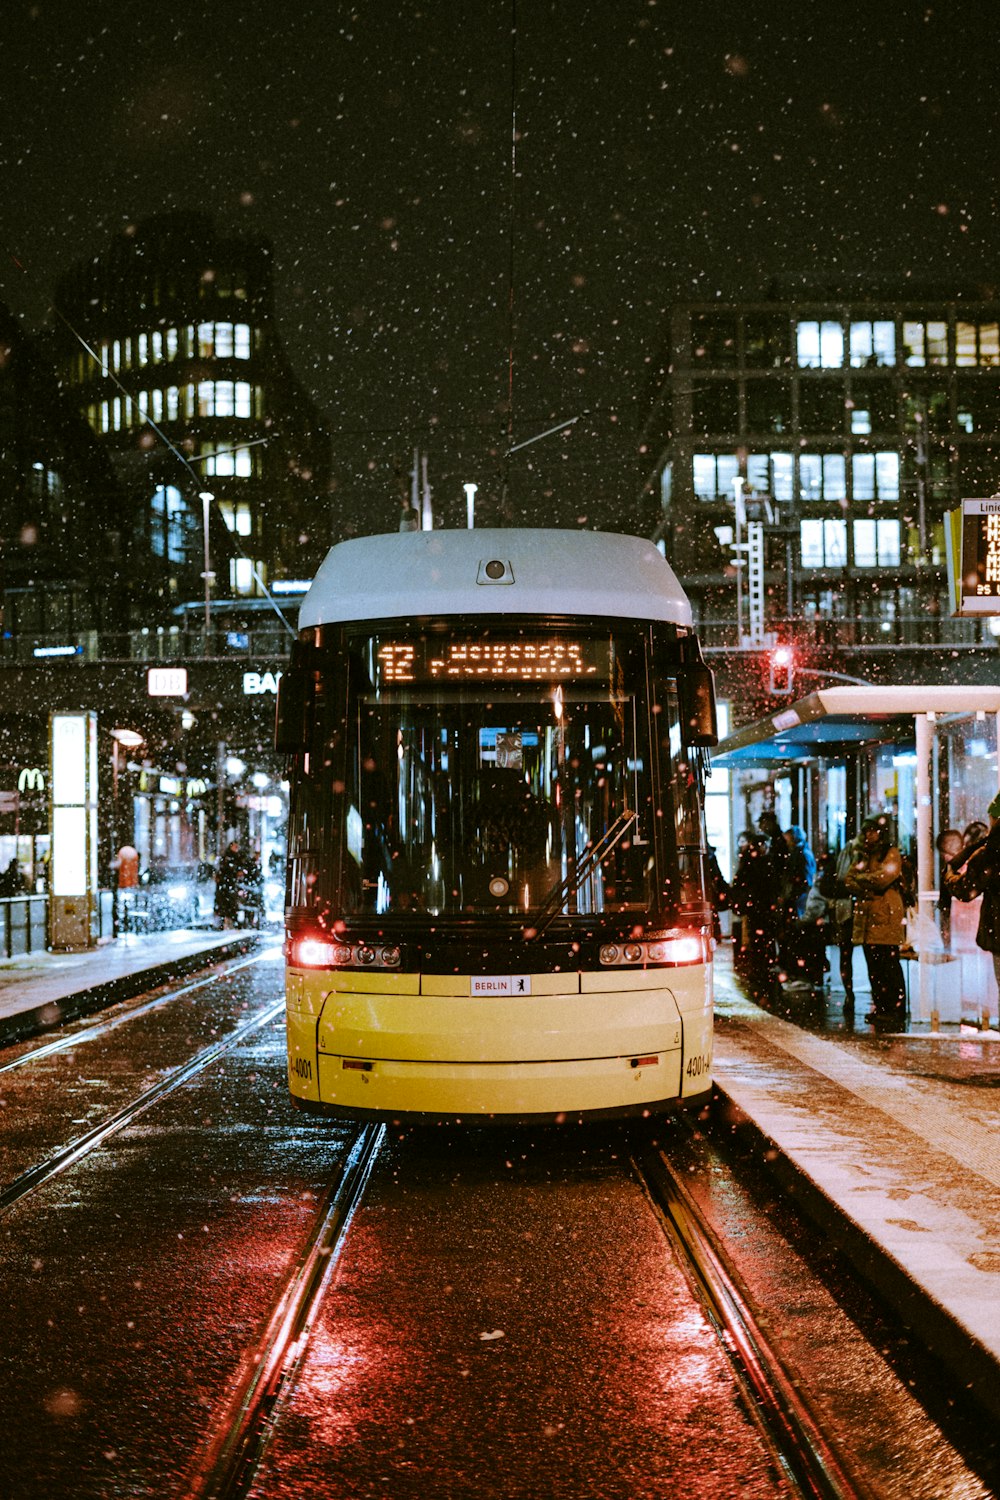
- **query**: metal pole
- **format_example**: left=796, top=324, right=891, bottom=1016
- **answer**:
left=915, top=711, right=934, bottom=1022
left=199, top=491, right=215, bottom=650
left=732, top=477, right=745, bottom=646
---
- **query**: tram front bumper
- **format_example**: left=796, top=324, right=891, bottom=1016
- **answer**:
left=286, top=965, right=712, bottom=1118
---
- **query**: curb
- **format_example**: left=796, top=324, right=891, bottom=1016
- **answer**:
left=710, top=1081, right=1000, bottom=1424
left=0, top=934, right=262, bottom=1048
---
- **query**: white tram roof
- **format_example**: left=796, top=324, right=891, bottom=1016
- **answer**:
left=298, top=528, right=693, bottom=629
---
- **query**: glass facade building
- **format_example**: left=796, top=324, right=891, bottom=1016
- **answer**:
left=644, top=293, right=1000, bottom=668
left=53, top=213, right=331, bottom=619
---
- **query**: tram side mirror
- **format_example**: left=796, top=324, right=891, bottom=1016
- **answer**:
left=678, top=664, right=718, bottom=748
left=274, top=667, right=312, bottom=754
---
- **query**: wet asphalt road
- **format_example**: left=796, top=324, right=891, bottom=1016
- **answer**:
left=0, top=947, right=996, bottom=1499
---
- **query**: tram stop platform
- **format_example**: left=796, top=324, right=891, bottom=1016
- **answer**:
left=0, top=927, right=264, bottom=1045
left=713, top=942, right=1000, bottom=1419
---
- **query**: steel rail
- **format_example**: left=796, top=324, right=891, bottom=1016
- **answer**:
left=635, top=1142, right=868, bottom=1500
left=180, top=1123, right=385, bottom=1500
left=0, top=998, right=285, bottom=1212
left=0, top=946, right=276, bottom=1075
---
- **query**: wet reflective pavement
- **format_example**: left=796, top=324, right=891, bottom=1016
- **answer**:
left=0, top=935, right=999, bottom=1497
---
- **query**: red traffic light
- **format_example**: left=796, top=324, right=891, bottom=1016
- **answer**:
left=768, top=645, right=795, bottom=696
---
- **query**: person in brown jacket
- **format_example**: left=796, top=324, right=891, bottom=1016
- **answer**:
left=845, top=814, right=906, bottom=1023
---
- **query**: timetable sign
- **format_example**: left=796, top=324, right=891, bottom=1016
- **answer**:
left=960, top=498, right=1000, bottom=614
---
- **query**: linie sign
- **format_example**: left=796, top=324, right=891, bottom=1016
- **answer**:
left=147, top=667, right=188, bottom=697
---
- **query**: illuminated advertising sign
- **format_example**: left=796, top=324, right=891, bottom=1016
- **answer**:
left=374, top=637, right=610, bottom=685
left=958, top=498, right=1000, bottom=615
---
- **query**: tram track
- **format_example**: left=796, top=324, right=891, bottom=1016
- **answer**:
left=0, top=946, right=277, bottom=1076
left=180, top=1123, right=385, bottom=1500
left=634, top=1137, right=868, bottom=1500
left=0, top=995, right=285, bottom=1213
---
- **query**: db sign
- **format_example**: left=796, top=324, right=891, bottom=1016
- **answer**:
left=147, top=667, right=188, bottom=697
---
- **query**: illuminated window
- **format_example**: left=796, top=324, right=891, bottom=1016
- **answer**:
left=235, top=381, right=252, bottom=418
left=112, top=341, right=121, bottom=372
left=853, top=518, right=900, bottom=566
left=231, top=558, right=254, bottom=593
left=956, top=322, right=977, bottom=366
left=234, top=323, right=251, bottom=358
left=112, top=397, right=122, bottom=430
left=150, top=389, right=163, bottom=422
left=216, top=381, right=235, bottom=417
left=166, top=328, right=178, bottom=359
left=218, top=501, right=253, bottom=536
left=927, top=321, right=948, bottom=364
left=957, top=408, right=974, bottom=434
left=796, top=321, right=844, bottom=368
left=150, top=485, right=187, bottom=563
left=100, top=401, right=110, bottom=432
left=849, top=321, right=895, bottom=367
left=198, top=322, right=215, bottom=357
left=166, top=386, right=179, bottom=420
left=205, top=442, right=255, bottom=477
left=800, top=518, right=847, bottom=567
left=693, top=452, right=739, bottom=499
left=747, top=452, right=794, bottom=500
left=851, top=408, right=871, bottom=433
left=956, top=320, right=1000, bottom=367
left=151, top=330, right=163, bottom=363
left=137, top=333, right=148, bottom=367
left=902, top=320, right=949, bottom=365
left=123, top=337, right=132, bottom=369
left=980, top=322, right=1000, bottom=365
left=852, top=451, right=899, bottom=500
left=798, top=452, right=846, bottom=501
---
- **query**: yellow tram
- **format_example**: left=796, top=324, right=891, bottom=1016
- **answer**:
left=276, top=528, right=718, bottom=1123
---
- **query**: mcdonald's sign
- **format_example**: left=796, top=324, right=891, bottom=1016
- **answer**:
left=17, top=767, right=46, bottom=794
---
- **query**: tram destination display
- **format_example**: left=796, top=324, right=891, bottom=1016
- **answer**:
left=373, top=635, right=611, bottom=684
left=955, top=498, right=1000, bottom=615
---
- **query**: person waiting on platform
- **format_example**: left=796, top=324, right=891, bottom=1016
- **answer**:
left=844, top=815, right=907, bottom=1024
left=731, top=833, right=777, bottom=990
left=945, top=791, right=1000, bottom=995
left=935, top=828, right=963, bottom=949
left=783, top=825, right=817, bottom=918
left=214, top=840, right=244, bottom=929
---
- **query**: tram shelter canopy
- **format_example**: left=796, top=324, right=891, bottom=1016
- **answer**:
left=711, top=685, right=1000, bottom=769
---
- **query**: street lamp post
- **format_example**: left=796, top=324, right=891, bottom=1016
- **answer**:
left=199, top=491, right=215, bottom=652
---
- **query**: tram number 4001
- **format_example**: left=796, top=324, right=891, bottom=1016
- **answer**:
left=292, top=1057, right=313, bottom=1081
left=685, top=1053, right=711, bottom=1079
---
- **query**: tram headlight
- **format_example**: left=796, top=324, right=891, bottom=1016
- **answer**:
left=290, top=937, right=342, bottom=968
left=356, top=946, right=376, bottom=965
left=648, top=932, right=705, bottom=966
left=380, top=946, right=401, bottom=967
left=598, top=931, right=707, bottom=967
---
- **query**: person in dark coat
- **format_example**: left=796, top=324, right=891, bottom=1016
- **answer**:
left=214, top=841, right=244, bottom=928
left=845, top=814, right=906, bottom=1023
left=783, top=825, right=817, bottom=918
left=946, top=794, right=1000, bottom=994
left=935, top=828, right=963, bottom=949
left=731, top=833, right=777, bottom=989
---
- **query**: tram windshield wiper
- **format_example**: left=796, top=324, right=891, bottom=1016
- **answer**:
left=525, top=809, right=638, bottom=940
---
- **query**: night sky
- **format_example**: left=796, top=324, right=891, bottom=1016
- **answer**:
left=3, top=0, right=1000, bottom=539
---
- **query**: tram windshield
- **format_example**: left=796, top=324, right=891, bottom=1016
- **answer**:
left=287, top=624, right=706, bottom=925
